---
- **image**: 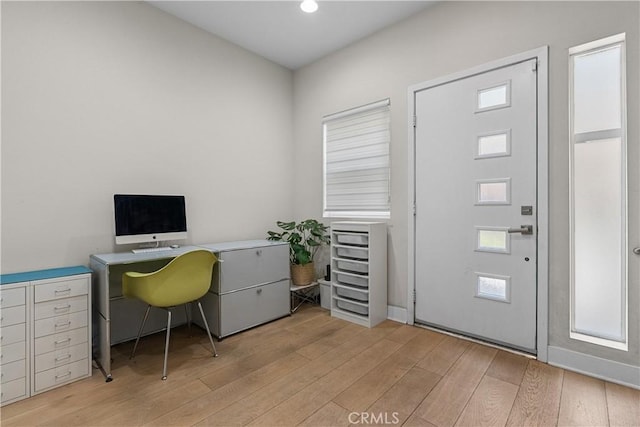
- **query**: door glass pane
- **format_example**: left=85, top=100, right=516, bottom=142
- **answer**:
left=573, top=138, right=623, bottom=341
left=477, top=180, right=509, bottom=204
left=476, top=274, right=510, bottom=302
left=478, top=132, right=509, bottom=157
left=573, top=46, right=621, bottom=133
left=477, top=229, right=508, bottom=253
left=477, top=83, right=509, bottom=110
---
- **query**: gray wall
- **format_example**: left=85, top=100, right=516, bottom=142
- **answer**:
left=1, top=1, right=294, bottom=272
left=292, top=1, right=639, bottom=366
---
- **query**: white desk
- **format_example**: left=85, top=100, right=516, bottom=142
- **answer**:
left=90, top=246, right=200, bottom=381
left=90, top=240, right=289, bottom=381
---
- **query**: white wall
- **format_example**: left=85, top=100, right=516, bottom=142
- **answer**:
left=1, top=1, right=294, bottom=272
left=292, top=1, right=639, bottom=367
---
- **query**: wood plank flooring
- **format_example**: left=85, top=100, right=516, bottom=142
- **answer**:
left=2, top=305, right=638, bottom=426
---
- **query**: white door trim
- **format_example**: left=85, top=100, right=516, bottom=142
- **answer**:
left=407, top=47, right=549, bottom=362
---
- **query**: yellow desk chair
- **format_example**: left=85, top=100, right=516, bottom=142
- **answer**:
left=122, top=249, right=218, bottom=380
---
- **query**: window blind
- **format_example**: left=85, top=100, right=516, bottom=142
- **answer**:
left=323, top=99, right=391, bottom=218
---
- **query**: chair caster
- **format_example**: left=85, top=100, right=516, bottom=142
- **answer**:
left=161, top=376, right=167, bottom=380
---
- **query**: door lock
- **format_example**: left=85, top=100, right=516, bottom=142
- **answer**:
left=507, top=225, right=533, bottom=235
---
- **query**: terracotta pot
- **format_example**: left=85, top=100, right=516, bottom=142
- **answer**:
left=291, top=263, right=315, bottom=286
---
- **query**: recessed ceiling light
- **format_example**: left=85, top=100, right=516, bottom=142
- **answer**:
left=300, top=0, right=318, bottom=13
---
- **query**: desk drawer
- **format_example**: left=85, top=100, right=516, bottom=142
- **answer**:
left=34, top=311, right=87, bottom=338
left=35, top=343, right=88, bottom=373
left=217, top=245, right=289, bottom=293
left=0, top=288, right=26, bottom=308
left=218, top=279, right=289, bottom=337
left=1, top=377, right=27, bottom=405
left=1, top=359, right=26, bottom=384
left=34, top=359, right=89, bottom=393
left=34, top=277, right=89, bottom=303
left=0, top=341, right=26, bottom=365
left=1, top=323, right=26, bottom=346
left=35, top=327, right=88, bottom=356
left=34, top=295, right=88, bottom=320
left=0, top=305, right=26, bottom=328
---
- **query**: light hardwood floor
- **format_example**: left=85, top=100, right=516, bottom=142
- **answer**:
left=2, top=305, right=638, bottom=426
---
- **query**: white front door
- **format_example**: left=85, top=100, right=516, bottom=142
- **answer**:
left=414, top=58, right=539, bottom=353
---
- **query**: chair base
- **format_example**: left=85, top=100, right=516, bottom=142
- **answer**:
left=130, top=300, right=218, bottom=380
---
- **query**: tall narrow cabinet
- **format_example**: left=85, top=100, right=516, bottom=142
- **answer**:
left=330, top=221, right=387, bottom=327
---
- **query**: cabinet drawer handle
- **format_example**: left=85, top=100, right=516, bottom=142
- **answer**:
left=55, top=354, right=72, bottom=362
left=54, top=288, right=71, bottom=295
left=256, top=288, right=262, bottom=294
left=54, top=338, right=72, bottom=346
left=256, top=250, right=263, bottom=256
left=55, top=321, right=71, bottom=329
left=55, top=371, right=72, bottom=380
left=54, top=304, right=71, bottom=312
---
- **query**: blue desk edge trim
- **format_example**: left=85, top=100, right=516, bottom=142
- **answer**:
left=1, top=266, right=91, bottom=285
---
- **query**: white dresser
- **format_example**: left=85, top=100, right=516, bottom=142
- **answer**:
left=0, top=267, right=92, bottom=406
left=195, top=240, right=290, bottom=339
left=0, top=284, right=28, bottom=405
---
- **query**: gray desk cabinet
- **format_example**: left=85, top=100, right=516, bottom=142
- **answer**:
left=195, top=240, right=290, bottom=339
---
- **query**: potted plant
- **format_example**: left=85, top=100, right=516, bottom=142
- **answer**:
left=267, top=219, right=330, bottom=286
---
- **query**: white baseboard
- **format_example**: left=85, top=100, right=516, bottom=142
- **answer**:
left=548, top=346, right=640, bottom=390
left=387, top=305, right=407, bottom=323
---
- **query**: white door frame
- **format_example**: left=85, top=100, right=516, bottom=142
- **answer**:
left=407, top=47, right=549, bottom=362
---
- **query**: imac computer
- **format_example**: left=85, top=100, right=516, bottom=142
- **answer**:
left=114, top=194, right=187, bottom=247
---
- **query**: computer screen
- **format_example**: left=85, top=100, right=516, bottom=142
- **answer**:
left=114, top=194, right=187, bottom=245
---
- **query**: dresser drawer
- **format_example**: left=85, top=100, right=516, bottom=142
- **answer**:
left=218, top=279, right=289, bottom=336
left=34, top=277, right=89, bottom=303
left=0, top=288, right=26, bottom=308
left=1, top=359, right=26, bottom=384
left=0, top=341, right=26, bottom=365
left=217, top=245, right=289, bottom=293
left=1, top=323, right=26, bottom=346
left=35, top=326, right=88, bottom=356
left=35, top=342, right=88, bottom=373
left=0, top=305, right=26, bottom=328
left=34, top=311, right=87, bottom=338
left=1, top=377, right=27, bottom=404
left=34, top=359, right=89, bottom=393
left=34, top=295, right=88, bottom=321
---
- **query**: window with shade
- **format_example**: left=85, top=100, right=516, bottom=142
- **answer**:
left=323, top=99, right=391, bottom=218
left=569, top=33, right=627, bottom=350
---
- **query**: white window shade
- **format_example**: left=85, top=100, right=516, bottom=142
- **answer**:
left=323, top=99, right=391, bottom=218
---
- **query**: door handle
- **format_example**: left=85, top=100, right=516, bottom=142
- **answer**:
left=507, top=225, right=533, bottom=235
left=633, top=247, right=640, bottom=255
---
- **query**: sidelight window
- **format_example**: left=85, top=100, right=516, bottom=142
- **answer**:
left=569, top=33, right=627, bottom=350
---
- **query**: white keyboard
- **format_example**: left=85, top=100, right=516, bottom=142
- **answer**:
left=131, top=247, right=173, bottom=254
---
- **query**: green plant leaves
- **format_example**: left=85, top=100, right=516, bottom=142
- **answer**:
left=267, top=219, right=330, bottom=265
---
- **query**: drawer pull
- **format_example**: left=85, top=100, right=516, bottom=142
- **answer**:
left=55, top=354, right=72, bottom=362
left=55, top=321, right=72, bottom=329
left=55, top=371, right=72, bottom=380
left=54, top=338, right=72, bottom=346
left=256, top=288, right=262, bottom=295
left=54, top=304, right=72, bottom=312
left=256, top=249, right=263, bottom=256
left=54, top=288, right=72, bottom=295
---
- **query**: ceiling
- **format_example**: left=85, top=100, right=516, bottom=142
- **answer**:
left=148, top=1, right=436, bottom=70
